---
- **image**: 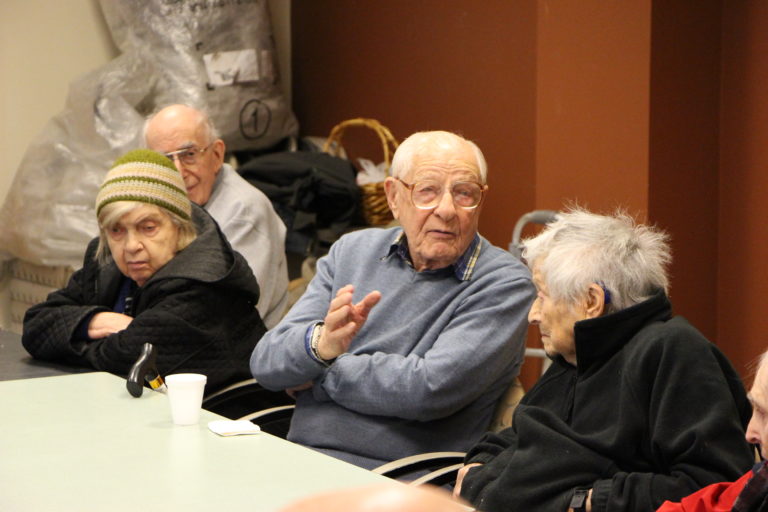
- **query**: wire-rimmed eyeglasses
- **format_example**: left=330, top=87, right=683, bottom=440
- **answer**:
left=163, top=143, right=213, bottom=166
left=396, top=177, right=486, bottom=210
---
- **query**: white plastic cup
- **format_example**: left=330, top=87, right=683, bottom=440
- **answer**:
left=165, top=373, right=207, bottom=425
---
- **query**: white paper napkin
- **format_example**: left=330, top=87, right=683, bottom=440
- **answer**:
left=208, top=420, right=261, bottom=436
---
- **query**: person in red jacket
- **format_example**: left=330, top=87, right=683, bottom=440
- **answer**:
left=657, top=350, right=768, bottom=512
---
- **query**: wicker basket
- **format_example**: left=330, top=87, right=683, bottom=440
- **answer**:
left=322, top=118, right=399, bottom=226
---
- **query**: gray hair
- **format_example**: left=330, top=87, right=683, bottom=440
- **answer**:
left=521, top=207, right=671, bottom=312
left=142, top=104, right=220, bottom=146
left=95, top=201, right=197, bottom=265
left=391, top=131, right=488, bottom=184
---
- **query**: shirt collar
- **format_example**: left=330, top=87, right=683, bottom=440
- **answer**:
left=385, top=231, right=482, bottom=281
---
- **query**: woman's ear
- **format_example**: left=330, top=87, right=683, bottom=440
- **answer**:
left=584, top=283, right=607, bottom=318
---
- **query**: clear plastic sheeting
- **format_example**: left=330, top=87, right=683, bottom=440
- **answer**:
left=0, top=0, right=297, bottom=269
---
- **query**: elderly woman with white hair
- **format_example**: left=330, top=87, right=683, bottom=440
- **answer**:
left=456, top=208, right=754, bottom=512
left=22, top=149, right=266, bottom=392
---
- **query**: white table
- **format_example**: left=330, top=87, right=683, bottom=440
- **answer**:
left=0, top=372, right=392, bottom=511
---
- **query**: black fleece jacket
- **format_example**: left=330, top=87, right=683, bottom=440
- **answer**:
left=22, top=205, right=266, bottom=392
left=461, top=291, right=754, bottom=512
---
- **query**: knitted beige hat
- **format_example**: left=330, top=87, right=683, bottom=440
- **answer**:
left=95, top=149, right=191, bottom=220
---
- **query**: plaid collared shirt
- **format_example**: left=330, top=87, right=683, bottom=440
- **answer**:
left=384, top=231, right=482, bottom=281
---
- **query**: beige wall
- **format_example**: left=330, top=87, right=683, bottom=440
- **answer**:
left=0, top=0, right=117, bottom=206
left=0, top=0, right=291, bottom=207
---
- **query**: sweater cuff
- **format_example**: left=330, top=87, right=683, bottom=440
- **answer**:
left=74, top=310, right=101, bottom=341
left=589, top=478, right=612, bottom=512
left=464, top=452, right=496, bottom=465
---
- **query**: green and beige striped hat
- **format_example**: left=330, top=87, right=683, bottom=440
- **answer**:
left=95, top=149, right=191, bottom=220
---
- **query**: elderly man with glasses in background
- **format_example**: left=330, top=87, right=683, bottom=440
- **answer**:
left=144, top=104, right=288, bottom=328
left=251, top=130, right=536, bottom=469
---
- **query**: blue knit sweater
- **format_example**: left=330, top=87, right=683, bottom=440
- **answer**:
left=250, top=227, right=535, bottom=468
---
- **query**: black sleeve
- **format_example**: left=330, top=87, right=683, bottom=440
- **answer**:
left=22, top=242, right=108, bottom=364
left=81, top=280, right=264, bottom=389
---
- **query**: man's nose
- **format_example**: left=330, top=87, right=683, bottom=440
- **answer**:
left=432, top=188, right=458, bottom=218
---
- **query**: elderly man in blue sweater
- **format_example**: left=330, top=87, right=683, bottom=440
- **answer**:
left=250, top=130, right=535, bottom=469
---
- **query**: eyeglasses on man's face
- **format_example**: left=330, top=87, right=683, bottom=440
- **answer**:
left=163, top=143, right=213, bottom=167
left=396, top=177, right=485, bottom=210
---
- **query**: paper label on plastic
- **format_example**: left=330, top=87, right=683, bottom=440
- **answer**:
left=203, top=49, right=260, bottom=86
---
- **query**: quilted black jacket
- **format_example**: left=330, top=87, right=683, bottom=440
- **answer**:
left=22, top=204, right=266, bottom=392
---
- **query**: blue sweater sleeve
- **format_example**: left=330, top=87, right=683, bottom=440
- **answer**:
left=249, top=239, right=343, bottom=389
left=316, top=270, right=535, bottom=421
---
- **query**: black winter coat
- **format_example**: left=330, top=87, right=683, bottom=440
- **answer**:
left=461, top=291, right=754, bottom=512
left=22, top=205, right=266, bottom=392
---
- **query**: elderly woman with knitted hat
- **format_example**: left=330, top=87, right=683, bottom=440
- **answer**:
left=22, top=149, right=266, bottom=392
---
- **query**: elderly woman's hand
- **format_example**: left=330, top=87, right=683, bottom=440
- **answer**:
left=88, top=312, right=134, bottom=339
left=453, top=463, right=482, bottom=499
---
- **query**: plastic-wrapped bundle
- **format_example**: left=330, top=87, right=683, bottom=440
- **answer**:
left=0, top=0, right=297, bottom=269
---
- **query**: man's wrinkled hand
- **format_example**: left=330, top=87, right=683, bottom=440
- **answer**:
left=317, top=284, right=381, bottom=361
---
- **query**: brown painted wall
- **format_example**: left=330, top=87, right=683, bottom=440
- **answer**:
left=648, top=2, right=722, bottom=341
left=291, top=0, right=538, bottom=249
left=292, top=1, right=768, bottom=386
left=536, top=1, right=651, bottom=216
left=718, top=2, right=768, bottom=378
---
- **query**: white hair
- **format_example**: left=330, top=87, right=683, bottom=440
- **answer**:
left=390, top=131, right=488, bottom=184
left=522, top=207, right=671, bottom=312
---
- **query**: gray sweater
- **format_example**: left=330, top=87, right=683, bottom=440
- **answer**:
left=250, top=227, right=535, bottom=468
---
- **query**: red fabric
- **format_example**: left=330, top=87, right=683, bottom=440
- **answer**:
left=657, top=471, right=753, bottom=512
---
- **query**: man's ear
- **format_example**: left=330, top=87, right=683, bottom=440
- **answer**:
left=211, top=139, right=226, bottom=172
left=384, top=177, right=400, bottom=219
left=584, top=283, right=607, bottom=319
